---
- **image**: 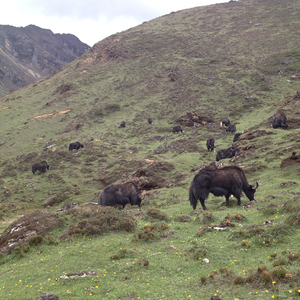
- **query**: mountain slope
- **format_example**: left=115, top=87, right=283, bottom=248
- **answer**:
left=1, top=1, right=300, bottom=299
left=1, top=0, right=299, bottom=158
left=0, top=24, right=90, bottom=97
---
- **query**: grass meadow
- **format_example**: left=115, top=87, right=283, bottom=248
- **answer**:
left=1, top=0, right=300, bottom=299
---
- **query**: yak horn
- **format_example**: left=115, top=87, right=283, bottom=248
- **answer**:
left=255, top=182, right=259, bottom=189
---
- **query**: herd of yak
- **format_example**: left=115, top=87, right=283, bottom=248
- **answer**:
left=31, top=112, right=288, bottom=211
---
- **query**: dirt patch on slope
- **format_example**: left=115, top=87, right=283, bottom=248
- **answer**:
left=280, top=151, right=300, bottom=168
left=33, top=109, right=71, bottom=119
left=239, top=129, right=276, bottom=140
left=272, top=90, right=300, bottom=129
left=0, top=212, right=64, bottom=253
left=127, top=161, right=175, bottom=190
left=176, top=112, right=213, bottom=127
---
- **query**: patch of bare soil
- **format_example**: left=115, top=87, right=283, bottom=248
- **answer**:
left=176, top=112, right=213, bottom=127
left=0, top=212, right=64, bottom=253
left=126, top=161, right=175, bottom=190
left=57, top=202, right=80, bottom=211
left=53, top=83, right=73, bottom=95
left=244, top=161, right=268, bottom=173
left=280, top=151, right=300, bottom=168
left=59, top=270, right=97, bottom=279
left=119, top=296, right=138, bottom=300
left=274, top=90, right=300, bottom=129
left=33, top=109, right=71, bottom=119
left=59, top=122, right=83, bottom=134
left=239, top=129, right=276, bottom=141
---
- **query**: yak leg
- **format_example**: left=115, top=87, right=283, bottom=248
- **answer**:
left=225, top=195, right=230, bottom=205
left=200, top=198, right=207, bottom=210
left=116, top=197, right=130, bottom=208
left=130, top=194, right=140, bottom=207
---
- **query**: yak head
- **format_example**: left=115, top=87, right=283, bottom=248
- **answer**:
left=245, top=182, right=259, bottom=201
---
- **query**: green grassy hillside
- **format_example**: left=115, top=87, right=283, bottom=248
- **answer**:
left=1, top=0, right=300, bottom=299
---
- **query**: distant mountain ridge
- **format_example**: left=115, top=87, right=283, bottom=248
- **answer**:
left=0, top=24, right=90, bottom=97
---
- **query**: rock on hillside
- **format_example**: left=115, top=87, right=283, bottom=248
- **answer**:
left=0, top=24, right=90, bottom=97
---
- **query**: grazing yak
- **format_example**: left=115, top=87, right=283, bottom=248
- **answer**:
left=216, top=146, right=239, bottom=161
left=119, top=121, right=126, bottom=128
left=220, top=120, right=230, bottom=127
left=189, top=164, right=258, bottom=210
left=69, top=141, right=84, bottom=151
left=32, top=161, right=49, bottom=174
left=226, top=124, right=236, bottom=133
left=233, top=133, right=242, bottom=142
left=99, top=181, right=144, bottom=208
left=272, top=113, right=288, bottom=129
left=148, top=118, right=153, bottom=124
left=172, top=125, right=183, bottom=134
left=206, top=137, right=216, bottom=152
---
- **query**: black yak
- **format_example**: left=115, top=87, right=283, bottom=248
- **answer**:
left=233, top=133, right=242, bottom=142
left=119, top=121, right=126, bottom=128
left=148, top=118, right=153, bottom=124
left=220, top=120, right=230, bottom=127
left=99, top=181, right=144, bottom=208
left=206, top=137, right=216, bottom=152
left=172, top=126, right=183, bottom=133
left=189, top=164, right=258, bottom=210
left=272, top=114, right=288, bottom=129
left=226, top=124, right=236, bottom=133
left=32, top=161, right=49, bottom=174
left=69, top=142, right=84, bottom=151
left=216, top=146, right=239, bottom=161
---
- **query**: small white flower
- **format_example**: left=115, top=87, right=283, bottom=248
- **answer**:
left=203, top=258, right=209, bottom=264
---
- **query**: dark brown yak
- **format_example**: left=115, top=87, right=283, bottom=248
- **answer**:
left=220, top=120, right=230, bottom=127
left=119, top=121, right=126, bottom=128
left=32, top=161, right=49, bottom=174
left=216, top=146, right=239, bottom=161
left=233, top=133, right=242, bottom=142
left=99, top=182, right=144, bottom=208
left=69, top=141, right=84, bottom=151
left=206, top=137, right=216, bottom=152
left=272, top=114, right=288, bottom=129
left=189, top=164, right=258, bottom=210
left=172, top=125, right=183, bottom=133
left=226, top=124, right=236, bottom=133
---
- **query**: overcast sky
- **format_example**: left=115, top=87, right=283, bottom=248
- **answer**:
left=1, top=0, right=229, bottom=46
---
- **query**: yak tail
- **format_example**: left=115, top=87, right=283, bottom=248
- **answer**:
left=98, top=192, right=104, bottom=205
left=189, top=183, right=198, bottom=210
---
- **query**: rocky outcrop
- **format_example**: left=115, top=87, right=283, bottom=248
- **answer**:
left=0, top=25, right=90, bottom=97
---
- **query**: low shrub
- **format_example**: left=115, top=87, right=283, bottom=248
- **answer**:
left=273, top=258, right=286, bottom=267
left=258, top=265, right=268, bottom=273
left=245, top=274, right=255, bottom=283
left=200, top=276, right=206, bottom=284
left=233, top=276, right=245, bottom=285
left=189, top=243, right=208, bottom=260
left=110, top=248, right=127, bottom=260
left=285, top=213, right=300, bottom=227
left=260, top=271, right=272, bottom=284
left=30, top=235, right=43, bottom=245
left=271, top=267, right=287, bottom=279
left=61, top=206, right=136, bottom=238
left=138, top=259, right=149, bottom=266
left=146, top=208, right=170, bottom=221
left=132, top=223, right=169, bottom=243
